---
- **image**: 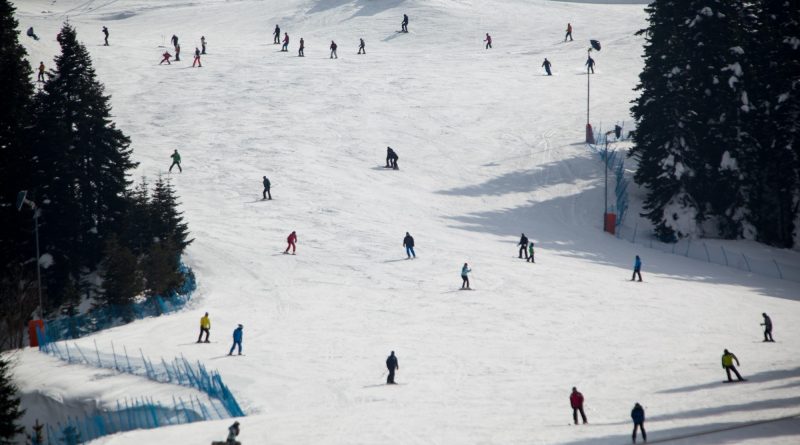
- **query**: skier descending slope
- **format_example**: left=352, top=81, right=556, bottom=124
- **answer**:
left=542, top=58, right=552, bottom=76
left=570, top=387, right=588, bottom=424
left=273, top=25, right=280, bottom=44
left=262, top=176, right=272, bottom=200
left=585, top=53, right=596, bottom=74
left=386, top=351, right=399, bottom=384
left=631, top=255, right=642, bottom=281
left=484, top=33, right=492, bottom=49
left=721, top=349, right=745, bottom=382
left=284, top=231, right=297, bottom=254
left=330, top=40, right=338, bottom=59
left=461, top=263, right=472, bottom=289
left=192, top=47, right=202, bottom=67
left=197, top=312, right=210, bottom=343
left=201, top=35, right=206, bottom=54
left=401, top=14, right=409, bottom=33
left=385, top=147, right=399, bottom=169
left=564, top=23, right=573, bottom=42
left=169, top=149, right=182, bottom=172
left=298, top=38, right=305, bottom=57
left=403, top=232, right=415, bottom=259
left=761, top=313, right=774, bottom=342
left=228, top=324, right=243, bottom=355
left=159, top=51, right=172, bottom=65
left=102, top=26, right=109, bottom=46
left=282, top=33, right=289, bottom=52
left=358, top=38, right=366, bottom=54
left=631, top=403, right=646, bottom=443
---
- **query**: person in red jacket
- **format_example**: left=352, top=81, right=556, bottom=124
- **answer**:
left=570, top=387, right=588, bottom=424
left=159, top=51, right=172, bottom=65
left=284, top=231, right=297, bottom=254
left=281, top=33, right=289, bottom=52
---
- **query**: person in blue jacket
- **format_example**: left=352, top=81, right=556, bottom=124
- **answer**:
left=403, top=232, right=415, bottom=259
left=228, top=324, right=243, bottom=355
left=631, top=403, right=646, bottom=443
left=461, top=263, right=472, bottom=289
left=631, top=255, right=642, bottom=282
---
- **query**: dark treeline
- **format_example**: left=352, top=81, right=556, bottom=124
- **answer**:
left=0, top=1, right=191, bottom=350
left=630, top=0, right=800, bottom=247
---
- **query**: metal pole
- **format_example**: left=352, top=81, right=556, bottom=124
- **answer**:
left=587, top=62, right=590, bottom=125
left=604, top=137, right=608, bottom=216
left=34, top=209, right=43, bottom=319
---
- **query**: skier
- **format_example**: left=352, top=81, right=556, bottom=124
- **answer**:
left=169, top=149, right=182, bottom=172
left=197, top=312, right=210, bottom=343
left=631, top=255, right=642, bottom=281
left=403, top=232, right=415, bottom=259
left=722, top=349, right=745, bottom=382
left=385, top=147, right=399, bottom=169
left=631, top=403, right=646, bottom=443
left=175, top=43, right=181, bottom=61
left=570, top=387, right=587, bottom=425
left=585, top=54, right=595, bottom=74
left=401, top=14, right=409, bottom=33
left=761, top=313, right=774, bottom=342
left=228, top=324, right=243, bottom=355
left=273, top=25, right=280, bottom=44
left=461, top=263, right=472, bottom=289
left=298, top=38, right=305, bottom=57
left=226, top=421, right=241, bottom=445
left=386, top=351, right=399, bottom=384
left=542, top=58, right=552, bottom=76
left=102, top=26, right=109, bottom=46
left=26, top=27, right=39, bottom=40
left=262, top=176, right=272, bottom=200
left=484, top=33, right=492, bottom=49
left=527, top=242, right=535, bottom=263
left=518, top=233, right=529, bottom=259
left=282, top=33, right=289, bottom=52
left=284, top=231, right=297, bottom=254
left=192, top=47, right=202, bottom=67
left=564, top=23, right=573, bottom=42
left=358, top=38, right=366, bottom=55
left=330, top=40, right=338, bottom=59
left=201, top=36, right=207, bottom=54
left=37, top=62, right=45, bottom=82
left=159, top=51, right=172, bottom=65
left=171, top=34, right=179, bottom=49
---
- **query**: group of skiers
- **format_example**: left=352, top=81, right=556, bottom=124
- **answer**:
left=159, top=33, right=204, bottom=67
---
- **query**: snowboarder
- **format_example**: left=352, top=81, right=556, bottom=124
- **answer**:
left=26, top=27, right=39, bottom=40
left=37, top=62, right=45, bottom=82
left=484, top=33, right=492, bottom=49
left=330, top=40, right=338, bottom=59
left=722, top=349, right=745, bottom=382
left=282, top=33, right=289, bottom=52
left=631, top=403, right=646, bottom=443
left=386, top=147, right=399, bottom=169
left=403, top=232, right=415, bottom=258
left=527, top=242, right=535, bottom=263
left=192, top=47, right=202, bottom=67
left=761, top=313, right=774, bottom=342
left=461, top=263, right=472, bottom=289
left=197, top=312, right=210, bottom=343
left=159, top=51, right=172, bottom=65
left=542, top=58, right=552, bottom=76
left=585, top=54, right=595, bottom=74
left=171, top=34, right=179, bottom=49
left=386, top=351, right=399, bottom=384
left=201, top=36, right=206, bottom=54
left=358, top=38, right=366, bottom=54
left=564, top=23, right=573, bottom=42
left=228, top=324, right=243, bottom=355
left=262, top=176, right=272, bottom=200
left=631, top=255, right=642, bottom=281
left=401, top=14, right=409, bottom=33
left=273, top=25, right=280, bottom=44
left=298, top=38, right=305, bottom=57
left=518, top=233, right=529, bottom=259
left=102, top=26, right=109, bottom=46
left=284, top=231, right=297, bottom=254
left=169, top=149, right=182, bottom=172
left=570, top=387, right=587, bottom=424
left=175, top=43, right=181, bottom=61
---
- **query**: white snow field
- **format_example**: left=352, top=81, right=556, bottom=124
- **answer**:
left=9, top=0, right=800, bottom=444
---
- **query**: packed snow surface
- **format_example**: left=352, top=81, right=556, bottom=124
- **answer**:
left=10, top=0, right=800, bottom=444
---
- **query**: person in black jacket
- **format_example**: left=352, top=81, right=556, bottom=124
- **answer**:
left=386, top=351, right=399, bottom=384
left=358, top=38, right=366, bottom=54
left=273, top=25, right=280, bottom=44
left=386, top=147, right=399, bottom=169
left=631, top=403, right=646, bottom=443
left=542, top=58, right=552, bottom=76
left=518, top=233, right=529, bottom=259
left=761, top=313, right=774, bottom=342
left=403, top=232, right=415, bottom=258
left=401, top=14, right=409, bottom=33
left=262, top=176, right=271, bottom=200
left=102, top=26, right=109, bottom=46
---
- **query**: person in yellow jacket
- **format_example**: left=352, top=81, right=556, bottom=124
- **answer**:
left=197, top=312, right=211, bottom=343
left=722, top=349, right=745, bottom=382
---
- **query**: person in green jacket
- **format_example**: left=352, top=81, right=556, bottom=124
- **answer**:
left=527, top=242, right=535, bottom=263
left=169, top=149, right=182, bottom=173
left=722, top=349, right=745, bottom=382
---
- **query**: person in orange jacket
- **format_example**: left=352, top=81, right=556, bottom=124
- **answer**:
left=284, top=231, right=297, bottom=254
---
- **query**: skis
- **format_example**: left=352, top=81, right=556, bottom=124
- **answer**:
left=722, top=379, right=748, bottom=383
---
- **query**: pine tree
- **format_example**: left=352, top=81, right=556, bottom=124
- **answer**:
left=100, top=237, right=142, bottom=314
left=150, top=175, right=192, bottom=254
left=747, top=1, right=800, bottom=247
left=29, top=23, right=138, bottom=308
left=0, top=0, right=36, bottom=291
left=143, top=240, right=182, bottom=297
left=0, top=356, right=24, bottom=444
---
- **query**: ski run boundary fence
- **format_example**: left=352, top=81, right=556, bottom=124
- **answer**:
left=35, top=329, right=244, bottom=444
left=44, top=263, right=196, bottom=342
left=586, top=128, right=800, bottom=285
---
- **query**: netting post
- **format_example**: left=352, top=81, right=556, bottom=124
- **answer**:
left=742, top=254, right=752, bottom=272
left=721, top=246, right=729, bottom=266
left=773, top=259, right=783, bottom=279
left=702, top=242, right=710, bottom=262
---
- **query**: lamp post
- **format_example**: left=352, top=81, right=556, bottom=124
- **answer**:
left=16, top=191, right=43, bottom=319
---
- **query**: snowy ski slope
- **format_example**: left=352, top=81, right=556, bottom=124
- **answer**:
left=10, top=0, right=800, bottom=443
